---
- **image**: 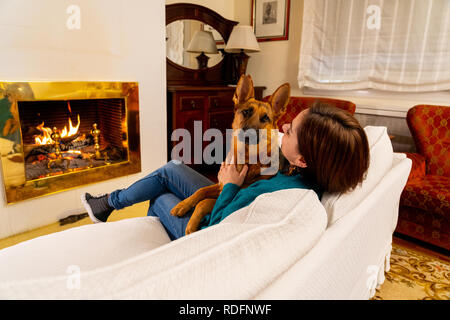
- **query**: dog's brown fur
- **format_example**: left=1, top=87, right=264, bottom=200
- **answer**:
left=170, top=75, right=290, bottom=234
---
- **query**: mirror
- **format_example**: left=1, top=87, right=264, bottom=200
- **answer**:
left=166, top=3, right=238, bottom=86
left=166, top=20, right=225, bottom=70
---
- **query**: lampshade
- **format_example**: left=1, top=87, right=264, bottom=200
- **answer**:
left=225, top=25, right=260, bottom=53
left=186, top=30, right=218, bottom=54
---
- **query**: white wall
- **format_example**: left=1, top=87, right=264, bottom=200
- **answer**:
left=0, top=0, right=167, bottom=239
left=234, top=0, right=304, bottom=97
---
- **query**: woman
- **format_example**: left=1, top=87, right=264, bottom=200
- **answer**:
left=82, top=102, right=370, bottom=240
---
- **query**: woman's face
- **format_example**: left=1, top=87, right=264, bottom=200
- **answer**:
left=281, top=109, right=308, bottom=168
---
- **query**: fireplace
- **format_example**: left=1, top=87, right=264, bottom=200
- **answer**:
left=0, top=81, right=141, bottom=204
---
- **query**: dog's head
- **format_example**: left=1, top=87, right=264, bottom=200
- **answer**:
left=231, top=74, right=290, bottom=144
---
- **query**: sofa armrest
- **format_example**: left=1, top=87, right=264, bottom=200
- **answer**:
left=404, top=152, right=426, bottom=182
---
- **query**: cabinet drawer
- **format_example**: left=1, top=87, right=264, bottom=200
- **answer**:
left=209, top=93, right=234, bottom=110
left=175, top=110, right=204, bottom=129
left=209, top=112, right=234, bottom=134
left=179, top=96, right=204, bottom=111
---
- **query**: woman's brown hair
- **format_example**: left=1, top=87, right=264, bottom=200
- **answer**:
left=297, top=101, right=370, bottom=194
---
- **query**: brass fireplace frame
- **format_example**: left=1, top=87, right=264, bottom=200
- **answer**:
left=0, top=81, right=141, bottom=204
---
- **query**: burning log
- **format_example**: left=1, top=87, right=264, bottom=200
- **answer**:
left=60, top=131, right=81, bottom=144
left=24, top=135, right=94, bottom=162
left=101, top=145, right=126, bottom=161
left=23, top=113, right=127, bottom=180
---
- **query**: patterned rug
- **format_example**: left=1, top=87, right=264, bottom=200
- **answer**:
left=373, top=243, right=449, bottom=300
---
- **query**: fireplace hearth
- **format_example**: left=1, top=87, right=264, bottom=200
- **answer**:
left=0, top=81, right=141, bottom=204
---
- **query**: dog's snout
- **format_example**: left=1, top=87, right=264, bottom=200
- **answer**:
left=238, top=127, right=260, bottom=145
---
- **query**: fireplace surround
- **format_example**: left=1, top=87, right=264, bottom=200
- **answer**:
left=0, top=81, right=141, bottom=204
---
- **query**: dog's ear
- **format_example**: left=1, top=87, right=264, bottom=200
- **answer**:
left=233, top=74, right=255, bottom=106
left=268, top=83, right=290, bottom=119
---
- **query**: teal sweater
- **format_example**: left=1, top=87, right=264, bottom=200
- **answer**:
left=200, top=171, right=323, bottom=229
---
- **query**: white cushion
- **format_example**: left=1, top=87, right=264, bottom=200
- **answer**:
left=0, top=217, right=171, bottom=281
left=0, top=189, right=327, bottom=299
left=321, top=126, right=393, bottom=226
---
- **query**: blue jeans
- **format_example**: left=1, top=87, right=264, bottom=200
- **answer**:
left=108, top=160, right=214, bottom=241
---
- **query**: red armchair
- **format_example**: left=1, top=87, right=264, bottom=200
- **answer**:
left=397, top=105, right=450, bottom=251
left=262, top=96, right=356, bottom=131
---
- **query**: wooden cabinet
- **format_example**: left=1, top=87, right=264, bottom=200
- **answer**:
left=165, top=4, right=265, bottom=179
left=167, top=85, right=265, bottom=173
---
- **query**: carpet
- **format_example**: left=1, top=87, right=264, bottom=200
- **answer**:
left=373, top=242, right=449, bottom=300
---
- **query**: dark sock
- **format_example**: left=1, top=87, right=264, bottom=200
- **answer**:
left=95, top=194, right=113, bottom=212
left=84, top=193, right=114, bottom=222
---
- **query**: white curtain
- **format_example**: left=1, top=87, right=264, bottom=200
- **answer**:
left=298, top=0, right=450, bottom=92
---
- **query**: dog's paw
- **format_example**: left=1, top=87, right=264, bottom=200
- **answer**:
left=170, top=200, right=192, bottom=217
left=185, top=221, right=199, bottom=235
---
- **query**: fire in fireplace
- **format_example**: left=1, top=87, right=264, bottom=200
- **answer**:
left=19, top=98, right=128, bottom=181
left=0, top=81, right=141, bottom=204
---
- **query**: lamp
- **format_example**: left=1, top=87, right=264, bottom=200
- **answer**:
left=225, top=25, right=260, bottom=81
left=186, top=30, right=218, bottom=69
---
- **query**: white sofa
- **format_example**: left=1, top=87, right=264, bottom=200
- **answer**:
left=0, top=126, right=411, bottom=299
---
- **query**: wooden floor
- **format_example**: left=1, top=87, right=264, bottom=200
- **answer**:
left=392, top=233, right=449, bottom=262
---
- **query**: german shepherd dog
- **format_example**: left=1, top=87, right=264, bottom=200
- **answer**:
left=170, top=75, right=290, bottom=234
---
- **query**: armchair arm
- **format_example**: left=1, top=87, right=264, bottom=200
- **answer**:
left=404, top=152, right=426, bottom=182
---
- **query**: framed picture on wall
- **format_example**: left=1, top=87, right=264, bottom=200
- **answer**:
left=251, top=0, right=290, bottom=42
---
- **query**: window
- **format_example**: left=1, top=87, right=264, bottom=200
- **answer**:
left=298, top=0, right=450, bottom=93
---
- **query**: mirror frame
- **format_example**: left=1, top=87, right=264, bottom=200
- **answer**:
left=166, top=3, right=238, bottom=86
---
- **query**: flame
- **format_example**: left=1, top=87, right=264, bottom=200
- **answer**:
left=34, top=114, right=81, bottom=145
left=60, top=115, right=81, bottom=137
left=35, top=123, right=54, bottom=145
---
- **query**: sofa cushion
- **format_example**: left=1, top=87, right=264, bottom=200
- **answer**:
left=321, top=126, right=393, bottom=226
left=407, top=105, right=450, bottom=177
left=400, top=175, right=450, bottom=217
left=0, top=217, right=171, bottom=281
left=0, top=189, right=327, bottom=299
left=404, top=152, right=426, bottom=182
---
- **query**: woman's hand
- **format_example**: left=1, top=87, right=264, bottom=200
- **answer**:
left=218, top=158, right=248, bottom=187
